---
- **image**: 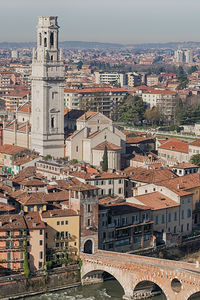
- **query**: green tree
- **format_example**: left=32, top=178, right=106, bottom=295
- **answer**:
left=118, top=95, right=147, bottom=125
left=190, top=154, right=200, bottom=166
left=102, top=145, right=108, bottom=172
left=23, top=241, right=30, bottom=279
left=176, top=66, right=188, bottom=89
left=188, top=65, right=198, bottom=75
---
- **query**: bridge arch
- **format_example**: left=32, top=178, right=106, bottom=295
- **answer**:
left=187, top=291, right=200, bottom=300
left=132, top=275, right=170, bottom=300
left=133, top=280, right=167, bottom=299
left=82, top=267, right=126, bottom=296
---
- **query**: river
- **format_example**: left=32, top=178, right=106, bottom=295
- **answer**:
left=21, top=280, right=167, bottom=300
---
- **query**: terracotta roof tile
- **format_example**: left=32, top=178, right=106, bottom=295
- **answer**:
left=159, top=138, right=189, bottom=153
left=93, top=141, right=122, bottom=151
left=135, top=192, right=179, bottom=210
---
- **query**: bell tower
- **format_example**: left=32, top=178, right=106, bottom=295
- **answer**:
left=31, top=16, right=64, bottom=158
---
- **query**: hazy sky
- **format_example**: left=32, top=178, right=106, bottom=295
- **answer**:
left=1, top=0, right=200, bottom=44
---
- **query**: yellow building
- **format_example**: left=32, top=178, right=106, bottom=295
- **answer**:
left=41, top=209, right=80, bottom=260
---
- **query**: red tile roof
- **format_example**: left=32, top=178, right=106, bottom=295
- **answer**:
left=124, top=167, right=177, bottom=183
left=0, top=144, right=26, bottom=155
left=159, top=138, right=189, bottom=153
left=93, top=141, right=122, bottom=151
left=189, top=139, right=200, bottom=147
left=24, top=212, right=46, bottom=229
left=42, top=209, right=78, bottom=218
left=135, top=192, right=179, bottom=210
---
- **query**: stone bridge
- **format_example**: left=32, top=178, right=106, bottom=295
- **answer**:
left=80, top=250, right=200, bottom=300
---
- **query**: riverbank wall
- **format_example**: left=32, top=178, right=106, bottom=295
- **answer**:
left=0, top=264, right=80, bottom=300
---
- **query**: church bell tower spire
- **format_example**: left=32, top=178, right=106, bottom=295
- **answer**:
left=31, top=16, right=64, bottom=158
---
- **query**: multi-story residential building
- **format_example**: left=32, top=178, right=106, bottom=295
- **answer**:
left=24, top=212, right=46, bottom=271
left=69, top=169, right=126, bottom=197
left=127, top=192, right=184, bottom=245
left=0, top=144, right=30, bottom=175
left=98, top=202, right=153, bottom=252
left=2, top=90, right=31, bottom=112
left=157, top=138, right=189, bottom=165
left=94, top=72, right=125, bottom=87
left=125, top=72, right=142, bottom=87
left=174, top=49, right=193, bottom=64
left=171, top=163, right=199, bottom=177
left=131, top=174, right=196, bottom=235
left=0, top=215, right=26, bottom=272
left=142, top=89, right=178, bottom=122
left=146, top=75, right=160, bottom=87
left=42, top=209, right=80, bottom=260
left=64, top=87, right=129, bottom=120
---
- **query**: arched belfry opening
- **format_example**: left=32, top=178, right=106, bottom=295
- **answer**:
left=50, top=32, right=54, bottom=47
left=83, top=239, right=93, bottom=254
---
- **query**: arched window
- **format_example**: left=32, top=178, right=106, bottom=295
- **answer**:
left=44, top=37, right=47, bottom=47
left=50, top=32, right=54, bottom=46
left=83, top=240, right=93, bottom=254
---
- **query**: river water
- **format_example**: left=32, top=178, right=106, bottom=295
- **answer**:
left=21, top=280, right=167, bottom=300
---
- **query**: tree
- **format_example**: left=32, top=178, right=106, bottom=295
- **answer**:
left=188, top=65, right=198, bottom=75
left=118, top=95, right=147, bottom=125
left=23, top=241, right=30, bottom=278
left=190, top=154, right=200, bottom=167
left=144, top=107, right=161, bottom=125
left=102, top=145, right=108, bottom=172
left=176, top=66, right=188, bottom=89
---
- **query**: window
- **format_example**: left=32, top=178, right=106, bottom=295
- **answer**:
left=39, top=240, right=43, bottom=246
left=76, top=146, right=78, bottom=152
left=182, top=210, right=184, bottom=219
left=87, top=204, right=91, bottom=213
left=44, top=37, right=47, bottom=47
left=168, top=213, right=171, bottom=222
left=39, top=262, right=43, bottom=268
left=40, top=252, right=43, bottom=259
left=118, top=188, right=122, bottom=194
left=174, top=211, right=177, bottom=221
left=87, top=218, right=91, bottom=227
left=65, top=220, right=68, bottom=225
left=57, top=221, right=60, bottom=225
left=118, top=179, right=122, bottom=184
left=162, top=214, right=165, bottom=224
left=187, top=223, right=190, bottom=231
left=108, top=179, right=112, bottom=185
left=187, top=209, right=191, bottom=218
left=174, top=226, right=176, bottom=233
left=51, top=116, right=55, bottom=128
left=181, top=224, right=184, bottom=232
left=40, top=229, right=43, bottom=235
left=155, top=216, right=158, bottom=225
left=61, top=221, right=64, bottom=225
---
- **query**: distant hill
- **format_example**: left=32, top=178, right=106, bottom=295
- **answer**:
left=0, top=40, right=200, bottom=49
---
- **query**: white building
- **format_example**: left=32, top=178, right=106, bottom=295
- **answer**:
left=31, top=16, right=65, bottom=158
left=94, top=72, right=125, bottom=87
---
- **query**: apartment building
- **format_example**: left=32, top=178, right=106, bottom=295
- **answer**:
left=64, top=88, right=129, bottom=120
left=94, top=72, right=125, bottom=87
left=98, top=202, right=153, bottom=252
left=42, top=209, right=80, bottom=260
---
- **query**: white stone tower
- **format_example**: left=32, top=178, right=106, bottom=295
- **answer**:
left=31, top=16, right=64, bottom=158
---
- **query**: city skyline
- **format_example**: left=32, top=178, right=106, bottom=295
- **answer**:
left=1, top=0, right=200, bottom=44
